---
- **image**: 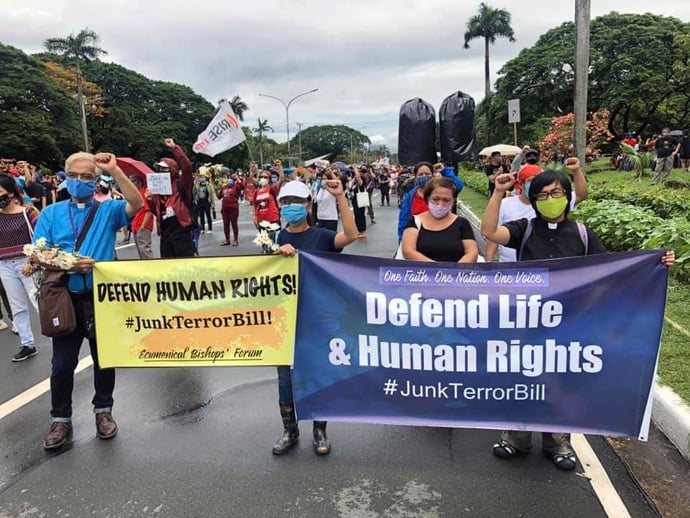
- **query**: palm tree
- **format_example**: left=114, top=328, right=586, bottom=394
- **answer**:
left=229, top=95, right=248, bottom=122
left=44, top=28, right=107, bottom=151
left=254, top=118, right=273, bottom=167
left=463, top=3, right=515, bottom=145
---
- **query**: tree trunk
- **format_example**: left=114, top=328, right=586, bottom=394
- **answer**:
left=484, top=36, right=491, bottom=146
left=76, top=65, right=89, bottom=151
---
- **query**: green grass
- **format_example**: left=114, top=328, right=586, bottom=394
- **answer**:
left=459, top=167, right=690, bottom=404
left=458, top=184, right=490, bottom=216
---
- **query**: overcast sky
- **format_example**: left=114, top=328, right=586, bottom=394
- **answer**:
left=2, top=0, right=690, bottom=153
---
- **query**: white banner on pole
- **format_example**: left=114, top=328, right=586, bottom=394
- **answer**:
left=193, top=101, right=247, bottom=157
left=508, top=99, right=521, bottom=124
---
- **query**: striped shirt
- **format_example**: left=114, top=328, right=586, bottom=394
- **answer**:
left=0, top=208, right=38, bottom=259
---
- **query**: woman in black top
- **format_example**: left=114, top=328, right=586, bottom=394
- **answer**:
left=401, top=177, right=478, bottom=263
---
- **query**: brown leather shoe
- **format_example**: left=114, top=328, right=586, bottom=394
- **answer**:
left=95, top=411, right=118, bottom=440
left=43, top=422, right=72, bottom=450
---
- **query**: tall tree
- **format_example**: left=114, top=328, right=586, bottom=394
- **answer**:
left=254, top=118, right=273, bottom=166
left=463, top=2, right=515, bottom=145
left=0, top=42, right=81, bottom=168
left=488, top=13, right=690, bottom=145
left=43, top=28, right=107, bottom=151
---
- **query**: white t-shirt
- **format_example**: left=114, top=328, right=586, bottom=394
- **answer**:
left=497, top=194, right=578, bottom=262
left=316, top=187, right=338, bottom=221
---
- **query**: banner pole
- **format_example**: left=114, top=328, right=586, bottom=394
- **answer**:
left=513, top=123, right=518, bottom=146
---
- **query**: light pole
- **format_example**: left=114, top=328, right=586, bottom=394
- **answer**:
left=258, top=89, right=318, bottom=166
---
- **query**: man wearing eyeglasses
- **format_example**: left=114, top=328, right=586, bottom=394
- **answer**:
left=31, top=151, right=143, bottom=451
left=481, top=168, right=674, bottom=472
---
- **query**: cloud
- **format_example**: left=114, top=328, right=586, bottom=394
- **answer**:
left=2, top=0, right=690, bottom=154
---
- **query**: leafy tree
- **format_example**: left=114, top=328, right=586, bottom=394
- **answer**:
left=463, top=2, right=515, bottom=144
left=43, top=28, right=107, bottom=150
left=539, top=110, right=612, bottom=157
left=295, top=125, right=370, bottom=162
left=44, top=61, right=105, bottom=117
left=489, top=13, right=690, bottom=145
left=0, top=42, right=81, bottom=168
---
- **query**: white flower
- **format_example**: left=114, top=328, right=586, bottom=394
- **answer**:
left=23, top=244, right=35, bottom=256
left=35, top=237, right=47, bottom=248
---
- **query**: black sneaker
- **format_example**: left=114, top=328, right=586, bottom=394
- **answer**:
left=12, top=346, right=38, bottom=362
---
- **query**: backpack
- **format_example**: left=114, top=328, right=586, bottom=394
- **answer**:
left=518, top=219, right=588, bottom=261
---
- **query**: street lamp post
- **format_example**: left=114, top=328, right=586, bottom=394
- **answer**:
left=258, top=89, right=318, bottom=167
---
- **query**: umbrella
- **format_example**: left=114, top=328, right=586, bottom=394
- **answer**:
left=116, top=157, right=154, bottom=178
left=478, top=144, right=522, bottom=157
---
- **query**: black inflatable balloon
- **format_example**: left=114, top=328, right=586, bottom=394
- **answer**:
left=398, top=98, right=437, bottom=166
left=439, top=91, right=477, bottom=163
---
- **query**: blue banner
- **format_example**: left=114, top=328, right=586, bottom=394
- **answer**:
left=292, top=251, right=669, bottom=439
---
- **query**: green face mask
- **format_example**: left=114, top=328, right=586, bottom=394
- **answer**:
left=535, top=196, right=568, bottom=219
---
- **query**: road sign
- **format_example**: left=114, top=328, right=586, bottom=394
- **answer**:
left=508, top=99, right=521, bottom=124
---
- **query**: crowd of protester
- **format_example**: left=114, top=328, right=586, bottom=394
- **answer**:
left=0, top=128, right=680, bottom=468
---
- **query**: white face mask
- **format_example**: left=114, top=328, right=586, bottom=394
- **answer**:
left=259, top=178, right=269, bottom=187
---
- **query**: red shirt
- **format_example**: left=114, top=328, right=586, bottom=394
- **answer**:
left=131, top=187, right=153, bottom=233
left=221, top=182, right=243, bottom=209
left=411, top=190, right=428, bottom=215
left=254, top=185, right=280, bottom=223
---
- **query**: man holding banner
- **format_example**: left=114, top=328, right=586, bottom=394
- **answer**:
left=272, top=178, right=358, bottom=456
left=481, top=169, right=675, bottom=470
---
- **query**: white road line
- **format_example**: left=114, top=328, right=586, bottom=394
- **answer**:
left=572, top=434, right=631, bottom=518
left=0, top=356, right=93, bottom=421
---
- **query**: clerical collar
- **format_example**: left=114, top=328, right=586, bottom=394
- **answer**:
left=547, top=222, right=558, bottom=230
left=69, top=198, right=95, bottom=210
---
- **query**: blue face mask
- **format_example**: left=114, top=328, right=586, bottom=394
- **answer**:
left=66, top=178, right=96, bottom=200
left=271, top=177, right=278, bottom=184
left=280, top=204, right=308, bottom=225
left=227, top=179, right=234, bottom=186
left=416, top=175, right=431, bottom=189
left=523, top=182, right=531, bottom=198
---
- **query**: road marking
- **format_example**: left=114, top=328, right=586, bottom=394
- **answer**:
left=0, top=356, right=93, bottom=421
left=572, top=434, right=631, bottom=518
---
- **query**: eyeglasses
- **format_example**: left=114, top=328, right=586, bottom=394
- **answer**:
left=535, top=188, right=565, bottom=201
left=66, top=171, right=97, bottom=181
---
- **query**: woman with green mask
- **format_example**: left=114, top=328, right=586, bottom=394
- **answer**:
left=481, top=169, right=675, bottom=471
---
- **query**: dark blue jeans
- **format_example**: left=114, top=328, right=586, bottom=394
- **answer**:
left=277, top=366, right=293, bottom=405
left=50, top=292, right=115, bottom=419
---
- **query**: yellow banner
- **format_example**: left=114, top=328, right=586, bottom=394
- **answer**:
left=93, top=255, right=298, bottom=367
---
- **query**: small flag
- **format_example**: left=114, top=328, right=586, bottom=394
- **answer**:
left=193, top=101, right=246, bottom=157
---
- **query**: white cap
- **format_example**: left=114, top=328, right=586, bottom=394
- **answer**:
left=155, top=161, right=169, bottom=168
left=278, top=180, right=311, bottom=200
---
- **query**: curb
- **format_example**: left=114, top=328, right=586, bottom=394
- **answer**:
left=458, top=201, right=690, bottom=463
left=652, top=384, right=690, bottom=462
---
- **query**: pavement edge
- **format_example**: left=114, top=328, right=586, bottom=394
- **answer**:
left=652, top=383, right=690, bottom=462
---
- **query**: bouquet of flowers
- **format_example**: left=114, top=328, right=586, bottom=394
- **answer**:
left=252, top=221, right=280, bottom=254
left=23, top=238, right=86, bottom=302
left=23, top=237, right=85, bottom=271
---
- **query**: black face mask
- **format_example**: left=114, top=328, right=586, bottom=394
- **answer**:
left=0, top=194, right=9, bottom=209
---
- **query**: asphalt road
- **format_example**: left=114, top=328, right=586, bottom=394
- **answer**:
left=0, top=193, right=682, bottom=517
